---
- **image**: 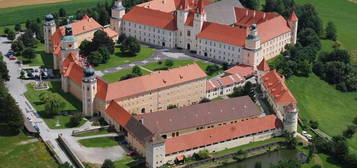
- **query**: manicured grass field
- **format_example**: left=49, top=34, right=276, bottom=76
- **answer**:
left=296, top=0, right=357, bottom=64
left=79, top=137, right=118, bottom=147
left=24, top=81, right=85, bottom=129
left=17, top=43, right=54, bottom=68
left=0, top=0, right=111, bottom=26
left=101, top=67, right=151, bottom=83
left=143, top=59, right=223, bottom=78
left=286, top=74, right=357, bottom=149
left=94, top=46, right=155, bottom=70
left=73, top=129, right=110, bottom=137
left=0, top=131, right=58, bottom=168
left=114, top=156, right=145, bottom=168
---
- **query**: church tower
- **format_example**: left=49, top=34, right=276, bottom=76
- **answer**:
left=243, top=24, right=262, bottom=67
left=191, top=0, right=206, bottom=51
left=82, top=67, right=97, bottom=117
left=59, top=24, right=78, bottom=70
left=43, top=14, right=56, bottom=53
left=288, top=11, right=298, bottom=45
left=110, top=0, right=126, bottom=33
left=283, top=104, right=298, bottom=136
left=176, top=0, right=189, bottom=49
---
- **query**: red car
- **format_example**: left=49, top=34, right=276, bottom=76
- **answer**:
left=9, top=56, right=16, bottom=60
left=127, top=151, right=135, bottom=156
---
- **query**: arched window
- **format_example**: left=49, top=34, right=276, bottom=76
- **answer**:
left=141, top=108, right=145, bottom=113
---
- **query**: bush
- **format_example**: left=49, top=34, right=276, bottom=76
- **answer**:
left=167, top=104, right=177, bottom=109
left=205, top=64, right=220, bottom=76
left=67, top=113, right=81, bottom=127
left=153, top=67, right=168, bottom=71
left=164, top=59, right=174, bottom=67
left=342, top=125, right=356, bottom=139
left=101, top=159, right=115, bottom=168
left=193, top=150, right=209, bottom=160
left=309, top=120, right=319, bottom=129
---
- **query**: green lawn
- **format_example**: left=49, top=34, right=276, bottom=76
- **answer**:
left=94, top=46, right=155, bottom=70
left=101, top=67, right=151, bottom=83
left=211, top=137, right=285, bottom=156
left=17, top=43, right=54, bottom=68
left=0, top=131, right=58, bottom=168
left=0, top=0, right=111, bottom=27
left=73, top=129, right=110, bottom=137
left=143, top=59, right=223, bottom=78
left=296, top=0, right=357, bottom=64
left=79, top=137, right=118, bottom=147
left=114, top=156, right=145, bottom=168
left=211, top=97, right=224, bottom=102
left=286, top=74, right=357, bottom=149
left=0, top=23, right=26, bottom=36
left=24, top=81, right=85, bottom=129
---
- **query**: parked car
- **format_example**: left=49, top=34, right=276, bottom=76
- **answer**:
left=127, top=151, right=135, bottom=156
left=302, top=131, right=313, bottom=140
left=33, top=125, right=40, bottom=132
left=9, top=56, right=16, bottom=60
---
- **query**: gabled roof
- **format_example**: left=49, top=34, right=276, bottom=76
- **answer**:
left=138, top=0, right=182, bottom=13
left=96, top=64, right=207, bottom=101
left=257, top=58, right=270, bottom=72
left=123, top=6, right=177, bottom=31
left=206, top=80, right=219, bottom=91
left=184, top=12, right=194, bottom=26
left=165, top=115, right=282, bottom=154
left=103, top=27, right=118, bottom=38
left=261, top=70, right=296, bottom=104
left=106, top=101, right=132, bottom=126
left=135, top=96, right=261, bottom=134
left=288, top=11, right=298, bottom=22
left=197, top=22, right=247, bottom=46
left=224, top=64, right=255, bottom=78
left=235, top=8, right=278, bottom=27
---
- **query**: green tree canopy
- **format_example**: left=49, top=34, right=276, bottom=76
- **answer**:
left=91, top=30, right=115, bottom=54
left=101, top=159, right=115, bottom=168
left=40, top=93, right=65, bottom=117
left=7, top=30, right=16, bottom=41
left=120, top=36, right=141, bottom=56
left=325, top=21, right=337, bottom=41
left=14, top=24, right=22, bottom=32
left=22, top=48, right=36, bottom=62
left=11, top=40, right=25, bottom=55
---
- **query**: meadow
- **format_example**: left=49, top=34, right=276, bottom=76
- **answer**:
left=0, top=0, right=111, bottom=26
left=296, top=0, right=357, bottom=64
left=0, top=0, right=74, bottom=8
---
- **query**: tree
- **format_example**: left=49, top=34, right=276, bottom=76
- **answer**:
left=193, top=150, right=209, bottom=160
left=22, top=48, right=36, bottom=62
left=254, top=161, right=262, bottom=168
left=0, top=81, right=24, bottom=135
left=329, top=136, right=349, bottom=163
left=91, top=30, right=115, bottom=53
left=319, top=49, right=350, bottom=64
left=79, top=40, right=92, bottom=56
left=14, top=24, right=22, bottom=32
left=6, top=30, right=15, bottom=41
left=222, top=62, right=229, bottom=70
left=298, top=28, right=321, bottom=50
left=298, top=4, right=323, bottom=35
left=67, top=113, right=82, bottom=127
left=240, top=0, right=260, bottom=10
left=120, top=36, right=140, bottom=56
left=41, top=93, right=65, bottom=117
left=284, top=131, right=297, bottom=149
left=98, top=47, right=110, bottom=63
left=342, top=125, right=356, bottom=139
left=101, top=159, right=115, bottom=168
left=117, top=33, right=127, bottom=45
left=309, top=120, right=319, bottom=129
left=59, top=8, right=67, bottom=17
left=58, top=162, right=73, bottom=168
left=11, top=40, right=25, bottom=55
left=87, top=51, right=103, bottom=66
left=205, top=64, right=220, bottom=76
left=325, top=21, right=337, bottom=41
left=164, top=59, right=174, bottom=67
left=0, top=53, right=10, bottom=81
left=19, top=30, right=36, bottom=47
left=354, top=116, right=357, bottom=125
left=132, top=66, right=142, bottom=76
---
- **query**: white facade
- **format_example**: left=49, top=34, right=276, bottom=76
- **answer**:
left=44, top=15, right=56, bottom=53
left=198, top=38, right=243, bottom=64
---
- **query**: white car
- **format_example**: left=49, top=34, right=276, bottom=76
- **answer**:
left=302, top=131, right=313, bottom=140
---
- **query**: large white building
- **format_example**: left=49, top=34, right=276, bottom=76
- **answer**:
left=110, top=0, right=298, bottom=67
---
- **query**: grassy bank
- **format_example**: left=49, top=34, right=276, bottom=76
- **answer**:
left=286, top=74, right=357, bottom=149
left=24, top=81, right=85, bottom=129
left=296, top=0, right=357, bottom=64
left=0, top=0, right=111, bottom=26
left=0, top=131, right=58, bottom=168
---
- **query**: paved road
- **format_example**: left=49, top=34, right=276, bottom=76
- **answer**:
left=95, top=45, right=219, bottom=76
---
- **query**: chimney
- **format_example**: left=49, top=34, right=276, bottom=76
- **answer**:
left=263, top=13, right=266, bottom=19
left=253, top=11, right=256, bottom=18
left=245, top=10, right=248, bottom=16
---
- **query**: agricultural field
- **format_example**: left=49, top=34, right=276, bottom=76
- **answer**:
left=0, top=0, right=111, bottom=26
left=286, top=74, right=357, bottom=150
left=0, top=0, right=73, bottom=8
left=296, top=0, right=357, bottom=64
left=0, top=131, right=58, bottom=168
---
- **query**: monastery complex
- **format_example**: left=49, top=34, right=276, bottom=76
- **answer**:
left=42, top=0, right=299, bottom=167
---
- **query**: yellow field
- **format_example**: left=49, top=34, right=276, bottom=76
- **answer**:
left=0, top=0, right=76, bottom=8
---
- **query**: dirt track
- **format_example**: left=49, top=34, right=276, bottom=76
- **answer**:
left=0, top=0, right=74, bottom=8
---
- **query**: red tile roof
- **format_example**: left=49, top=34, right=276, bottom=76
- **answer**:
left=184, top=12, right=194, bottom=26
left=288, top=11, right=298, bottom=22
left=123, top=6, right=177, bottom=31
left=261, top=70, right=296, bottom=104
left=64, top=62, right=84, bottom=84
left=206, top=80, right=219, bottom=91
left=235, top=8, right=278, bottom=27
left=97, top=64, right=207, bottom=101
left=103, top=27, right=118, bottom=38
left=224, top=64, right=255, bottom=78
left=197, top=22, right=247, bottom=46
left=165, top=115, right=282, bottom=154
left=257, top=15, right=291, bottom=43
left=257, top=58, right=270, bottom=72
left=139, top=0, right=181, bottom=13
left=219, top=75, right=235, bottom=86
left=106, top=101, right=132, bottom=126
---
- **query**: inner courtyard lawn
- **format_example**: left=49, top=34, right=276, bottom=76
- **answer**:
left=24, top=81, right=85, bottom=129
left=286, top=74, right=357, bottom=149
left=73, top=129, right=110, bottom=137
left=0, top=131, right=58, bottom=168
left=296, top=0, right=357, bottom=64
left=94, top=45, right=154, bottom=70
left=101, top=67, right=151, bottom=83
left=79, top=137, right=118, bottom=147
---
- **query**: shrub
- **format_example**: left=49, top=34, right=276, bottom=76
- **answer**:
left=193, top=150, right=209, bottom=160
left=167, top=104, right=177, bottom=109
left=309, top=120, right=319, bottom=129
left=164, top=59, right=174, bottom=67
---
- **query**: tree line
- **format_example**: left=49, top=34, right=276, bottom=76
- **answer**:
left=0, top=53, right=24, bottom=136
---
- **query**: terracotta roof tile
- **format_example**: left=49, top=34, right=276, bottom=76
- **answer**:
left=165, top=115, right=282, bottom=154
left=123, top=6, right=177, bottom=31
left=262, top=70, right=296, bottom=104
left=65, top=62, right=83, bottom=84
left=257, top=58, right=270, bottom=72
left=103, top=27, right=118, bottom=38
left=234, top=8, right=278, bottom=27
left=136, top=96, right=261, bottom=134
left=206, top=80, right=218, bottom=91
left=197, top=22, right=247, bottom=46
left=288, top=11, right=298, bottom=22
left=138, top=0, right=181, bottom=13
left=257, top=15, right=291, bottom=43
left=224, top=64, right=255, bottom=78
left=97, top=64, right=207, bottom=101
left=219, top=75, right=234, bottom=86
left=106, top=101, right=132, bottom=126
